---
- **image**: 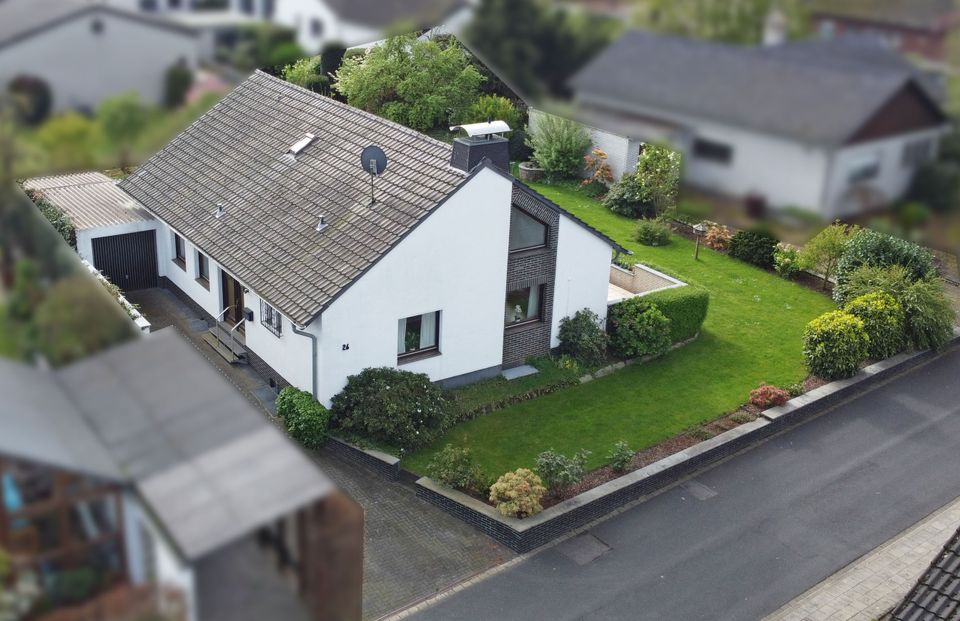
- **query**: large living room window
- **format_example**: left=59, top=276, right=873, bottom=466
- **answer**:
left=505, top=286, right=542, bottom=326
left=261, top=300, right=282, bottom=337
left=173, top=233, right=186, bottom=270
left=509, top=207, right=547, bottom=252
left=398, top=311, right=440, bottom=360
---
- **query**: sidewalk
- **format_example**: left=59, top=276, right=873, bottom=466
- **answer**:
left=765, top=496, right=960, bottom=621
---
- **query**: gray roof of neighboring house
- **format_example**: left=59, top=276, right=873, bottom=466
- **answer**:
left=23, top=172, right=154, bottom=231
left=0, top=0, right=196, bottom=50
left=0, top=328, right=335, bottom=561
left=810, top=0, right=958, bottom=31
left=323, top=0, right=468, bottom=29
left=891, top=525, right=960, bottom=620
left=568, top=30, right=945, bottom=146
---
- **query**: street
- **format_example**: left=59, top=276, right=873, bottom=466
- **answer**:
left=411, top=347, right=960, bottom=620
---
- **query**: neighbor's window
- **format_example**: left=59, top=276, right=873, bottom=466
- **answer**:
left=692, top=138, right=733, bottom=165
left=902, top=138, right=933, bottom=168
left=196, top=251, right=209, bottom=286
left=509, top=207, right=547, bottom=252
left=505, top=286, right=543, bottom=325
left=398, top=311, right=440, bottom=358
left=173, top=233, right=186, bottom=269
left=310, top=18, right=324, bottom=37
left=261, top=300, right=282, bottom=337
left=848, top=153, right=881, bottom=183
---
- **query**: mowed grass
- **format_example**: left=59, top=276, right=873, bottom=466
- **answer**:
left=403, top=183, right=835, bottom=477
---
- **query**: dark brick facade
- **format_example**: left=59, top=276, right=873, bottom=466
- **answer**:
left=502, top=187, right=559, bottom=368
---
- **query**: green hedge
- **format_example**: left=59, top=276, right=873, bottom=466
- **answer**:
left=642, top=286, right=710, bottom=342
left=277, top=386, right=330, bottom=450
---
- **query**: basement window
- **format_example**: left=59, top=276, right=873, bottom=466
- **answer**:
left=261, top=300, right=282, bottom=337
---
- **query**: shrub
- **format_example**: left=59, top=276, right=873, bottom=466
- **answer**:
left=785, top=382, right=805, bottom=398
left=609, top=298, right=672, bottom=358
left=8, top=75, right=52, bottom=125
left=557, top=309, right=609, bottom=367
left=833, top=229, right=936, bottom=304
left=840, top=264, right=913, bottom=305
left=24, top=190, right=76, bottom=249
left=602, top=171, right=654, bottom=218
left=843, top=292, right=905, bottom=360
left=489, top=469, right=546, bottom=518
left=535, top=448, right=590, bottom=491
left=602, top=144, right=681, bottom=217
left=643, top=286, right=709, bottom=342
left=799, top=221, right=860, bottom=290
left=463, top=94, right=521, bottom=129
left=282, top=56, right=326, bottom=91
left=163, top=62, right=193, bottom=109
left=635, top=220, right=672, bottom=246
left=704, top=223, right=732, bottom=251
left=900, top=278, right=956, bottom=351
left=728, top=230, right=778, bottom=268
left=749, top=384, right=790, bottom=409
left=269, top=42, right=307, bottom=74
left=276, top=387, right=330, bottom=449
left=427, top=445, right=483, bottom=492
left=526, top=112, right=590, bottom=178
left=773, top=243, right=802, bottom=279
left=607, top=441, right=633, bottom=473
left=330, top=367, right=452, bottom=449
left=802, top=311, right=869, bottom=380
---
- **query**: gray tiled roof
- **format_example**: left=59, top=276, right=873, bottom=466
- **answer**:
left=324, top=0, right=467, bottom=29
left=120, top=70, right=467, bottom=326
left=810, top=0, right=957, bottom=31
left=891, top=526, right=960, bottom=621
left=23, top=172, right=153, bottom=231
left=569, top=30, right=943, bottom=145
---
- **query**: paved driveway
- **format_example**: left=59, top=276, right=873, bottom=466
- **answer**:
left=410, top=347, right=960, bottom=621
left=127, top=288, right=512, bottom=620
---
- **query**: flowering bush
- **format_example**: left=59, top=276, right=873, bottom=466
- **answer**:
left=773, top=243, right=803, bottom=279
left=276, top=387, right=330, bottom=450
left=843, top=291, right=905, bottom=360
left=802, top=311, right=870, bottom=380
left=581, top=148, right=614, bottom=198
left=704, top=223, right=732, bottom=251
left=609, top=297, right=672, bottom=358
left=489, top=469, right=546, bottom=518
left=749, top=384, right=790, bottom=410
left=535, top=448, right=590, bottom=491
left=330, top=367, right=452, bottom=449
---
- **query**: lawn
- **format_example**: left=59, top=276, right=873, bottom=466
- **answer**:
left=403, top=182, right=835, bottom=477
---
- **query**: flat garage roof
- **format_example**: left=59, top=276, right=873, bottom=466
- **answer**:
left=23, top=172, right=153, bottom=231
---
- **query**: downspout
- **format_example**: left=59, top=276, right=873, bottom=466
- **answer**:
left=292, top=323, right=318, bottom=400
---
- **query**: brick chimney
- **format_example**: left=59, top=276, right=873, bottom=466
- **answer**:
left=450, top=121, right=511, bottom=173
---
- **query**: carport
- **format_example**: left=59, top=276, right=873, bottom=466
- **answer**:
left=24, top=172, right=160, bottom=290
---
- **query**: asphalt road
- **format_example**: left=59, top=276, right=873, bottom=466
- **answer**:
left=411, top=348, right=960, bottom=621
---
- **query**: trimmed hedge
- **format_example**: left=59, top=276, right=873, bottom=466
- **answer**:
left=728, top=230, right=778, bottom=268
left=643, top=286, right=709, bottom=343
left=843, top=291, right=905, bottom=360
left=608, top=298, right=672, bottom=358
left=276, top=387, right=330, bottom=450
left=833, top=229, right=936, bottom=304
left=802, top=311, right=869, bottom=380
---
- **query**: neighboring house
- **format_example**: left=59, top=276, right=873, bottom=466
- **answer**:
left=558, top=30, right=951, bottom=219
left=0, top=0, right=200, bottom=113
left=75, top=71, right=622, bottom=406
left=811, top=0, right=960, bottom=65
left=889, top=523, right=960, bottom=619
left=0, top=328, right=363, bottom=621
left=272, top=0, right=472, bottom=53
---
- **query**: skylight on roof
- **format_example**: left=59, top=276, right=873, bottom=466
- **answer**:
left=288, top=133, right=316, bottom=155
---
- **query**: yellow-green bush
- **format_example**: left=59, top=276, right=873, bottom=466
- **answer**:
left=843, top=291, right=905, bottom=360
left=802, top=311, right=869, bottom=380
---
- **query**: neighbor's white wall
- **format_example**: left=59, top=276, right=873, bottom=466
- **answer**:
left=551, top=216, right=614, bottom=348
left=529, top=108, right=637, bottom=181
left=0, top=9, right=198, bottom=112
left=316, top=168, right=512, bottom=405
left=825, top=126, right=946, bottom=219
left=123, top=492, right=198, bottom=621
left=77, top=220, right=160, bottom=264
left=272, top=0, right=379, bottom=53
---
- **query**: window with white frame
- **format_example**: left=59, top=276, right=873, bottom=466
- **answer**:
left=848, top=152, right=881, bottom=183
left=398, top=311, right=440, bottom=359
left=260, top=300, right=282, bottom=336
left=902, top=138, right=934, bottom=168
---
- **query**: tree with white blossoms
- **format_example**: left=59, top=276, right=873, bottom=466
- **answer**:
left=1, top=547, right=40, bottom=621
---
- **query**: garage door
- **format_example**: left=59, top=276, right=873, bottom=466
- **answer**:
left=92, top=230, right=158, bottom=291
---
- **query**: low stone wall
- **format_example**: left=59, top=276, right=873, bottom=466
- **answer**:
left=324, top=436, right=401, bottom=481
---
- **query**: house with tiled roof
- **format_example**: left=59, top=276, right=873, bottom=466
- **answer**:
left=63, top=70, right=623, bottom=405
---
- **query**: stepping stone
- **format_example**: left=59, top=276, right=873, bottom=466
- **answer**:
left=501, top=364, right=539, bottom=380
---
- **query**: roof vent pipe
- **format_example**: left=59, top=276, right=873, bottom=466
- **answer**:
left=315, top=215, right=328, bottom=232
left=214, top=203, right=226, bottom=219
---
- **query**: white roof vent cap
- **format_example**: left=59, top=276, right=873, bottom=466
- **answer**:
left=288, top=132, right=316, bottom=155
left=450, top=120, right=511, bottom=139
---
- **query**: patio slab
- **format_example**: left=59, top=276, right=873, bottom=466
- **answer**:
left=501, top=365, right=539, bottom=380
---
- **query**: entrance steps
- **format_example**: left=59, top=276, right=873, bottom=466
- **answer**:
left=201, top=325, right=248, bottom=365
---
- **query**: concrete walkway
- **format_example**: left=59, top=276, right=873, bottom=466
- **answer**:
left=765, top=496, right=960, bottom=621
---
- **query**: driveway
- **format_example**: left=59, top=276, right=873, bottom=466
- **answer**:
left=127, top=288, right=512, bottom=620
left=409, top=347, right=960, bottom=620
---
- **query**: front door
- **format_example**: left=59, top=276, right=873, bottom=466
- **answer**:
left=221, top=270, right=245, bottom=333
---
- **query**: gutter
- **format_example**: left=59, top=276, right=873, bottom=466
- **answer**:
left=292, top=323, right=318, bottom=400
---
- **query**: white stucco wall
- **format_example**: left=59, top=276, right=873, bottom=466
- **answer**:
left=528, top=109, right=640, bottom=181
left=272, top=0, right=379, bottom=53
left=76, top=220, right=160, bottom=264
left=0, top=9, right=198, bottom=113
left=316, top=167, right=512, bottom=404
left=550, top=216, right=615, bottom=348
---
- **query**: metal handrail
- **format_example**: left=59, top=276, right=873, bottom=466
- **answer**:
left=228, top=318, right=244, bottom=353
left=215, top=307, right=230, bottom=349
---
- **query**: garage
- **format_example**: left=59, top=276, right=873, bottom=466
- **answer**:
left=23, top=172, right=159, bottom=291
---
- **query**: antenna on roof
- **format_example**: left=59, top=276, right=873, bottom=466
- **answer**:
left=214, top=202, right=225, bottom=219
left=360, top=145, right=388, bottom=206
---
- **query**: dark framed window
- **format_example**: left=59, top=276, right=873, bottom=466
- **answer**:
left=140, top=0, right=158, bottom=11
left=398, top=311, right=440, bottom=359
left=692, top=138, right=733, bottom=165
left=509, top=207, right=547, bottom=252
left=848, top=154, right=880, bottom=183
left=261, top=300, right=282, bottom=337
left=310, top=18, right=324, bottom=37
left=902, top=138, right=933, bottom=168
left=173, top=233, right=186, bottom=269
left=196, top=251, right=209, bottom=287
left=90, top=18, right=104, bottom=35
left=505, top=286, right=543, bottom=325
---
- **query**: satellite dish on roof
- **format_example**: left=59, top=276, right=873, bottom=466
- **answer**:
left=361, top=145, right=388, bottom=176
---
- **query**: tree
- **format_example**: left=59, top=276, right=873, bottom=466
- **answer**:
left=633, top=0, right=808, bottom=45
left=334, top=35, right=484, bottom=131
left=36, top=113, right=100, bottom=172
left=282, top=56, right=326, bottom=92
left=462, top=94, right=521, bottom=128
left=601, top=144, right=682, bottom=217
left=97, top=92, right=149, bottom=169
left=799, top=221, right=860, bottom=290
left=163, top=61, right=193, bottom=109
left=7, top=75, right=52, bottom=126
